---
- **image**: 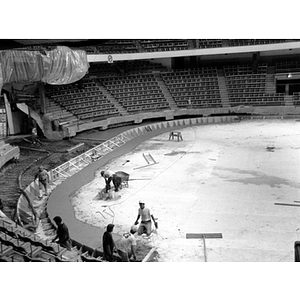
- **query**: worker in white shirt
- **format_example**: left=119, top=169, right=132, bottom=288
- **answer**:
left=116, top=225, right=138, bottom=262
left=134, top=200, right=158, bottom=236
left=101, top=170, right=122, bottom=193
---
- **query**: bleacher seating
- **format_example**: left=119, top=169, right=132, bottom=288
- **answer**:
left=161, top=67, right=222, bottom=108
left=43, top=60, right=292, bottom=123
left=95, top=40, right=139, bottom=54
left=100, top=73, right=171, bottom=113
left=275, top=58, right=300, bottom=73
left=45, top=77, right=120, bottom=121
left=0, top=217, right=63, bottom=261
left=224, top=64, right=285, bottom=107
left=224, top=64, right=268, bottom=75
left=139, top=39, right=189, bottom=52
left=0, top=215, right=115, bottom=262
left=197, top=39, right=223, bottom=48
left=292, top=92, right=300, bottom=105
left=227, top=39, right=288, bottom=47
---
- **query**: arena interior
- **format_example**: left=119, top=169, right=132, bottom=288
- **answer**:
left=2, top=39, right=300, bottom=266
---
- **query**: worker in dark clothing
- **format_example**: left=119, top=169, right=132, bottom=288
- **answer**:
left=102, top=223, right=116, bottom=261
left=52, top=216, right=72, bottom=251
left=31, top=126, right=42, bottom=145
left=295, top=241, right=300, bottom=262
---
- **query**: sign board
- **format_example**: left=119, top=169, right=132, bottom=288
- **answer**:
left=107, top=54, right=113, bottom=63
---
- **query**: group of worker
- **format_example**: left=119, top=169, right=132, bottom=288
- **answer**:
left=102, top=199, right=158, bottom=262
left=35, top=167, right=158, bottom=262
left=34, top=166, right=124, bottom=201
left=34, top=167, right=122, bottom=201
left=51, top=199, right=158, bottom=262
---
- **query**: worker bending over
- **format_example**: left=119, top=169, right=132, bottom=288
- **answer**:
left=101, top=170, right=122, bottom=193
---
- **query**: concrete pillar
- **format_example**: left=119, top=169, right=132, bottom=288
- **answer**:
left=38, top=82, right=46, bottom=114
left=285, top=84, right=290, bottom=95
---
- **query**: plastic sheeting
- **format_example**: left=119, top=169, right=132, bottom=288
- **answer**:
left=0, top=46, right=89, bottom=87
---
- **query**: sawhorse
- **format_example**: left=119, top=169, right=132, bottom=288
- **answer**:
left=169, top=131, right=183, bottom=141
left=186, top=233, right=223, bottom=262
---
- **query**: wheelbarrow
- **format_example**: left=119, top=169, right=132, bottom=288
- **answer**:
left=115, top=171, right=130, bottom=189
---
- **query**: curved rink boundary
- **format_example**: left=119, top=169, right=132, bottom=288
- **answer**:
left=46, top=120, right=213, bottom=249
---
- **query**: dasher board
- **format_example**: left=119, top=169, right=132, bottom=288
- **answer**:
left=186, top=233, right=223, bottom=239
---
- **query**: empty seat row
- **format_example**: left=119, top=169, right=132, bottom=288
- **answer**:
left=101, top=74, right=156, bottom=81
left=126, top=102, right=170, bottom=113
left=56, top=96, right=108, bottom=105
left=117, top=94, right=164, bottom=102
left=162, top=73, right=218, bottom=80
left=110, top=86, right=160, bottom=93
left=164, top=79, right=218, bottom=85
left=111, top=88, right=161, bottom=95
left=174, top=95, right=222, bottom=101
left=225, top=74, right=266, bottom=80
left=172, top=92, right=220, bottom=98
left=226, top=80, right=266, bottom=86
left=51, top=94, right=107, bottom=102
left=68, top=102, right=114, bottom=112
left=79, top=109, right=119, bottom=120
left=175, top=100, right=222, bottom=108
left=104, top=82, right=158, bottom=90
left=122, top=98, right=168, bottom=107
left=228, top=87, right=265, bottom=92
left=229, top=93, right=265, bottom=98
left=106, top=79, right=158, bottom=86
left=74, top=104, right=115, bottom=115
left=163, top=67, right=217, bottom=74
left=170, top=87, right=220, bottom=92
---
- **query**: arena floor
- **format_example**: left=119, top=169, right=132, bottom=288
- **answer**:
left=48, top=119, right=300, bottom=262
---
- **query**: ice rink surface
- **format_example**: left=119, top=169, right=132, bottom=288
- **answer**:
left=68, top=119, right=300, bottom=261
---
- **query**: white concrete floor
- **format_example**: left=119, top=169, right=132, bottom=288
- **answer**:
left=71, top=119, right=300, bottom=261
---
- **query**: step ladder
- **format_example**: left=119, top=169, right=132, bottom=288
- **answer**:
left=134, top=153, right=159, bottom=170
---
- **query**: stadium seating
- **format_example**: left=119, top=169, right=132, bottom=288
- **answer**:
left=42, top=60, right=292, bottom=123
left=100, top=73, right=171, bottom=113
left=139, top=39, right=189, bottom=52
left=223, top=64, right=285, bottom=107
left=197, top=39, right=223, bottom=48
left=95, top=40, right=139, bottom=54
left=45, top=78, right=120, bottom=121
left=0, top=214, right=113, bottom=262
left=227, top=39, right=288, bottom=47
left=161, top=67, right=222, bottom=108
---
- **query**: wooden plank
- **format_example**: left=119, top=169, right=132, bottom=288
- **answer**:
left=203, top=236, right=207, bottom=262
left=186, top=233, right=223, bottom=239
left=67, top=143, right=85, bottom=153
left=274, top=203, right=300, bottom=207
left=142, top=247, right=157, bottom=262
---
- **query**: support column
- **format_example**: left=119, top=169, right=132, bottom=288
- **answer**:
left=3, top=93, right=13, bottom=135
left=38, top=82, right=46, bottom=114
left=285, top=84, right=290, bottom=95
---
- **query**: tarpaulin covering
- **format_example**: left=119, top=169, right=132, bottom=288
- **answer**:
left=0, top=46, right=89, bottom=87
